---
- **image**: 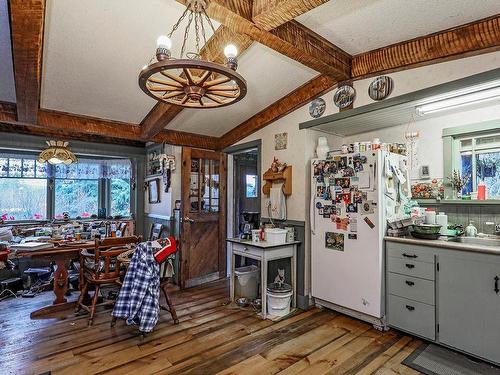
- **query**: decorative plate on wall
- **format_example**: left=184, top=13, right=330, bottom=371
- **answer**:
left=368, top=76, right=394, bottom=101
left=334, top=85, right=356, bottom=109
left=309, top=98, right=326, bottom=118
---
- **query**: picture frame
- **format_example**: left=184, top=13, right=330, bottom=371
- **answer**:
left=148, top=178, right=161, bottom=204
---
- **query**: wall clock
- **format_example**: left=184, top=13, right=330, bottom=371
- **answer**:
left=368, top=76, right=394, bottom=101
left=334, top=85, right=355, bottom=109
left=309, top=98, right=326, bottom=118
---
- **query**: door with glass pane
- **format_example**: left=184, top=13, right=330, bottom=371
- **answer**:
left=181, top=147, right=226, bottom=288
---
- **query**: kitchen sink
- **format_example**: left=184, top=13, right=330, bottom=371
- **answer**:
left=447, top=236, right=500, bottom=247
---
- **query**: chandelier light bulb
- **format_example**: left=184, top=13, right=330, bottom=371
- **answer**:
left=156, top=35, right=172, bottom=50
left=224, top=44, right=238, bottom=58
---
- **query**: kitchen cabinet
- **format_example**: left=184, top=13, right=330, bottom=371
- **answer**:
left=385, top=239, right=500, bottom=365
left=438, top=252, right=500, bottom=364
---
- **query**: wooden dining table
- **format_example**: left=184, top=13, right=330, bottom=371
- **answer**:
left=15, top=241, right=95, bottom=318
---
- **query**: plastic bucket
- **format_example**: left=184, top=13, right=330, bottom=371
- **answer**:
left=266, top=284, right=292, bottom=317
left=264, top=228, right=287, bottom=244
left=235, top=265, right=260, bottom=299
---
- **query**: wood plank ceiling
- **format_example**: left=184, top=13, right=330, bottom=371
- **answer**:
left=2, top=1, right=500, bottom=150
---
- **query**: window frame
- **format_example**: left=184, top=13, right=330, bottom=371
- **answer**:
left=0, top=153, right=134, bottom=223
left=445, top=122, right=500, bottom=200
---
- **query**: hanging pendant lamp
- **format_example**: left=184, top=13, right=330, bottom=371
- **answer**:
left=38, top=140, right=77, bottom=165
left=138, top=0, right=247, bottom=109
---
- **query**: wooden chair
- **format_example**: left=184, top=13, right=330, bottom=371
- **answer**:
left=149, top=224, right=179, bottom=325
left=75, top=235, right=141, bottom=325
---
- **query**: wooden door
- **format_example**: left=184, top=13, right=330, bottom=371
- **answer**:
left=180, top=147, right=226, bottom=288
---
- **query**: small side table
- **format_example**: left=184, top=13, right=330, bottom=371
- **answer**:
left=226, top=238, right=300, bottom=320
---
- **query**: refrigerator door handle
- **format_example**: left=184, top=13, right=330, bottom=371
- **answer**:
left=310, top=194, right=316, bottom=235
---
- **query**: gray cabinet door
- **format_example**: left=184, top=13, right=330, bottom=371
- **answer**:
left=438, top=253, right=500, bottom=364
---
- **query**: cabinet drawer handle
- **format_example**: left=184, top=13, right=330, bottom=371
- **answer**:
left=402, top=253, right=417, bottom=258
left=405, top=305, right=415, bottom=311
left=495, top=276, right=499, bottom=294
left=405, top=280, right=415, bottom=286
left=405, top=263, right=415, bottom=269
left=243, top=247, right=249, bottom=251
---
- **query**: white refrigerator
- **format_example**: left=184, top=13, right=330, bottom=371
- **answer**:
left=310, top=150, right=409, bottom=327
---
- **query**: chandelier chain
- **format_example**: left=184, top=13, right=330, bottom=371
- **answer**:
left=199, top=11, right=208, bottom=48
left=167, top=6, right=189, bottom=38
left=194, top=11, right=201, bottom=56
left=202, top=8, right=217, bottom=35
left=180, top=11, right=194, bottom=58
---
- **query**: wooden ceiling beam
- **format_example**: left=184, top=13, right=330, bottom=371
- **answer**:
left=176, top=0, right=351, bottom=78
left=252, top=0, right=329, bottom=30
left=352, top=14, right=500, bottom=79
left=140, top=26, right=253, bottom=140
left=0, top=103, right=218, bottom=149
left=219, top=74, right=337, bottom=149
left=142, top=0, right=349, bottom=140
left=9, top=0, right=45, bottom=124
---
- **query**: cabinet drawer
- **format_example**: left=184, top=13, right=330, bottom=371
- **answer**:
left=387, top=257, right=435, bottom=280
left=231, top=243, right=263, bottom=259
left=388, top=294, right=435, bottom=340
left=387, top=273, right=435, bottom=305
left=387, top=244, right=434, bottom=264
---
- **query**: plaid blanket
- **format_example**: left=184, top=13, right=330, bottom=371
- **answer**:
left=112, top=242, right=160, bottom=332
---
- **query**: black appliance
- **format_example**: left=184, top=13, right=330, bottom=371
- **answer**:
left=239, top=211, right=260, bottom=239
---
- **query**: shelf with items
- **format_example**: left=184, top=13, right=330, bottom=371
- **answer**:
left=262, top=165, right=292, bottom=196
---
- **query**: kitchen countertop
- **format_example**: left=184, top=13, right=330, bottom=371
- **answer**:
left=385, top=236, right=500, bottom=255
left=226, top=238, right=301, bottom=249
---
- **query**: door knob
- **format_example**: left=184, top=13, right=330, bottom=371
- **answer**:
left=183, top=216, right=195, bottom=223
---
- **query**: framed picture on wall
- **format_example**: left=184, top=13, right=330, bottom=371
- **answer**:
left=148, top=178, right=161, bottom=204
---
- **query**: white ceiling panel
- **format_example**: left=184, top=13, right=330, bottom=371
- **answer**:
left=297, top=0, right=500, bottom=55
left=41, top=0, right=218, bottom=123
left=0, top=0, right=16, bottom=103
left=167, top=43, right=317, bottom=136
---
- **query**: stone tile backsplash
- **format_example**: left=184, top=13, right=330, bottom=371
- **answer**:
left=419, top=203, right=499, bottom=234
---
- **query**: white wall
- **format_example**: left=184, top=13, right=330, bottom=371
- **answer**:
left=235, top=100, right=343, bottom=221
left=346, top=50, right=500, bottom=181
left=144, top=145, right=182, bottom=218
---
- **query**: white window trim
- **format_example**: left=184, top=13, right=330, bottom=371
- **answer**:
left=452, top=132, right=500, bottom=197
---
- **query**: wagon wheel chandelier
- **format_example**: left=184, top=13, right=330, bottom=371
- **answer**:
left=138, top=0, right=247, bottom=109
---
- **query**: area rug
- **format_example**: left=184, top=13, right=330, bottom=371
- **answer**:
left=403, top=343, right=500, bottom=375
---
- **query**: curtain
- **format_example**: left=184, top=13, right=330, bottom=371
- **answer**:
left=54, top=159, right=132, bottom=179
left=0, top=152, right=131, bottom=180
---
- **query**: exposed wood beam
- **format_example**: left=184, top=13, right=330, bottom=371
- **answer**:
left=352, top=14, right=500, bottom=79
left=0, top=103, right=218, bottom=149
left=140, top=26, right=252, bottom=140
left=252, top=0, right=329, bottom=30
left=219, top=74, right=337, bottom=149
left=9, top=0, right=45, bottom=123
left=176, top=0, right=351, bottom=79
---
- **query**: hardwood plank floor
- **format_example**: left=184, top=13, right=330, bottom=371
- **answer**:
left=0, top=279, right=422, bottom=375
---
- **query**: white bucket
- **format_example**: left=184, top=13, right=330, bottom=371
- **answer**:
left=267, top=289, right=293, bottom=317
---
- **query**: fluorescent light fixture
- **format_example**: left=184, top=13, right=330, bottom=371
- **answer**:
left=416, top=85, right=500, bottom=116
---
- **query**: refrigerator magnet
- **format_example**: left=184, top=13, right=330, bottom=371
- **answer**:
left=360, top=200, right=374, bottom=214
left=325, top=232, right=344, bottom=251
left=348, top=234, right=357, bottom=240
left=363, top=216, right=375, bottom=229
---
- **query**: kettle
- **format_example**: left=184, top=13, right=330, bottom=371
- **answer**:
left=465, top=221, right=478, bottom=237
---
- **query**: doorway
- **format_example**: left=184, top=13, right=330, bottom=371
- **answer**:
left=233, top=149, right=261, bottom=238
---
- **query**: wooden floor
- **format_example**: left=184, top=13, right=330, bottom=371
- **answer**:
left=0, top=280, right=422, bottom=375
